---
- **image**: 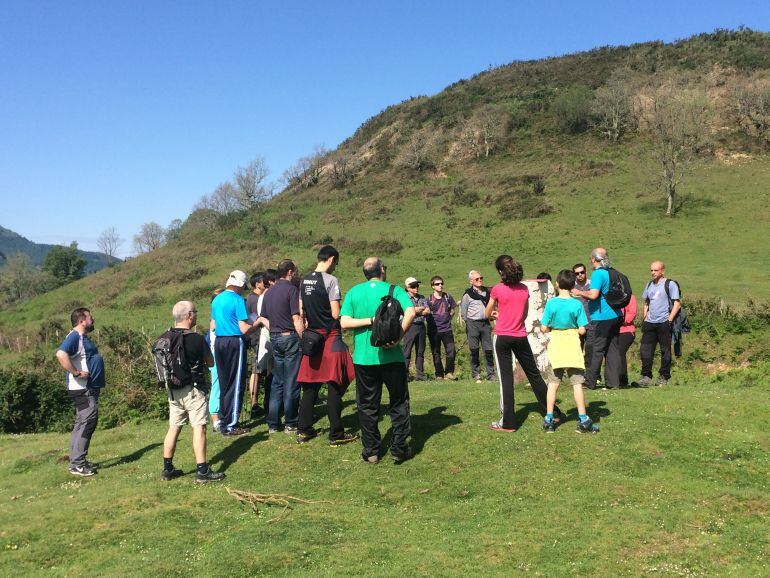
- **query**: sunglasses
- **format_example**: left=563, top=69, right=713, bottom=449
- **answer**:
left=472, top=277, right=483, bottom=281
left=574, top=270, right=586, bottom=275
left=432, top=282, right=443, bottom=286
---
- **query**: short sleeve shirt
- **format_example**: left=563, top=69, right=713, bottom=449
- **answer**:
left=340, top=280, right=414, bottom=365
left=58, top=330, right=105, bottom=390
left=542, top=297, right=588, bottom=330
left=642, top=278, right=680, bottom=323
left=301, top=271, right=341, bottom=331
left=211, top=290, right=248, bottom=336
left=490, top=282, right=529, bottom=337
left=261, top=279, right=301, bottom=333
left=587, top=268, right=620, bottom=322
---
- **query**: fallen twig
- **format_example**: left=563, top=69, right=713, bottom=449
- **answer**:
left=225, top=487, right=330, bottom=522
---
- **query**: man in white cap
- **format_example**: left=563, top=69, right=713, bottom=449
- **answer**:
left=210, top=270, right=257, bottom=436
left=402, top=277, right=430, bottom=381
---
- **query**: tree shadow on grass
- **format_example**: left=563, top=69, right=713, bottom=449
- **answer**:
left=637, top=192, right=718, bottom=217
left=99, top=442, right=163, bottom=470
left=209, top=431, right=267, bottom=472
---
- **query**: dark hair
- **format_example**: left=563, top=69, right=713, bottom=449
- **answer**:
left=70, top=307, right=90, bottom=327
left=317, top=245, right=339, bottom=263
left=430, top=275, right=443, bottom=285
left=572, top=263, right=586, bottom=272
left=264, top=269, right=278, bottom=286
left=537, top=272, right=551, bottom=281
left=363, top=258, right=384, bottom=280
left=210, top=287, right=224, bottom=303
left=277, top=259, right=296, bottom=278
left=250, top=272, right=265, bottom=288
left=556, top=269, right=576, bottom=291
left=494, top=255, right=523, bottom=286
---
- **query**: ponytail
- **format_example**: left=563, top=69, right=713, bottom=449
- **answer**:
left=494, top=255, right=523, bottom=286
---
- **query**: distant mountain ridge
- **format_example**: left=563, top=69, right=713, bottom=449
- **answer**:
left=0, top=225, right=119, bottom=273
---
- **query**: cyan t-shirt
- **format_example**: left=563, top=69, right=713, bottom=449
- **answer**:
left=340, top=280, right=414, bottom=365
left=541, top=297, right=588, bottom=330
left=211, top=289, right=248, bottom=336
left=587, top=268, right=620, bottom=321
left=642, top=278, right=680, bottom=323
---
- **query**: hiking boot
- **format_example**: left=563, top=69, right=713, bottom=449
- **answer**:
left=296, top=432, right=316, bottom=444
left=284, top=425, right=298, bottom=433
left=392, top=448, right=414, bottom=465
left=576, top=418, right=600, bottom=434
left=542, top=419, right=555, bottom=433
left=329, top=432, right=359, bottom=447
left=414, top=375, right=429, bottom=382
left=445, top=373, right=458, bottom=381
left=490, top=419, right=516, bottom=433
left=656, top=376, right=669, bottom=387
left=68, top=464, right=97, bottom=477
left=161, top=468, right=183, bottom=481
left=362, top=454, right=380, bottom=465
left=638, top=376, right=653, bottom=387
left=195, top=466, right=225, bottom=484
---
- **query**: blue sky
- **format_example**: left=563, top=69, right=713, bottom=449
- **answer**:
left=1, top=1, right=768, bottom=257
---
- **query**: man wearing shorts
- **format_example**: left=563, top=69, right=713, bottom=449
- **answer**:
left=160, top=300, right=225, bottom=483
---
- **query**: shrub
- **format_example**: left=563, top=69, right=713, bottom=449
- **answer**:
left=551, top=85, right=594, bottom=134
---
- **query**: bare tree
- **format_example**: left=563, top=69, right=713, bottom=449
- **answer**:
left=328, top=155, right=354, bottom=188
left=478, top=106, right=504, bottom=158
left=638, top=84, right=711, bottom=215
left=195, top=182, right=241, bottom=215
left=730, top=74, right=770, bottom=144
left=592, top=71, right=635, bottom=142
left=458, top=120, right=481, bottom=160
left=133, top=221, right=166, bottom=254
left=397, top=132, right=433, bottom=172
left=234, top=156, right=271, bottom=209
left=96, top=227, right=123, bottom=261
left=282, top=145, right=329, bottom=189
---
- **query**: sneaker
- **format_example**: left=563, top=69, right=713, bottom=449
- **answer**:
left=161, top=468, right=183, bottom=481
left=268, top=427, right=280, bottom=434
left=212, top=421, right=220, bottom=432
left=284, top=425, right=298, bottom=433
left=490, top=420, right=516, bottom=433
left=392, top=448, right=414, bottom=465
left=362, top=454, right=380, bottom=465
left=486, top=375, right=496, bottom=382
left=475, top=379, right=483, bottom=384
left=329, top=432, right=359, bottom=447
left=229, top=427, right=249, bottom=435
left=296, top=432, right=316, bottom=444
left=195, top=466, right=225, bottom=483
left=656, top=376, right=668, bottom=387
left=576, top=418, right=600, bottom=434
left=638, top=376, right=653, bottom=387
left=414, top=375, right=429, bottom=382
left=445, top=373, right=458, bottom=381
left=84, top=460, right=98, bottom=471
left=542, top=419, right=555, bottom=433
left=68, top=464, right=97, bottom=477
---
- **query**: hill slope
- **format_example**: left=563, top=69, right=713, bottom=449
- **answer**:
left=1, top=29, right=769, bottom=344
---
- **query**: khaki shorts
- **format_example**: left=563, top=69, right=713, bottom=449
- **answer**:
left=168, top=385, right=209, bottom=427
left=553, top=367, right=585, bottom=386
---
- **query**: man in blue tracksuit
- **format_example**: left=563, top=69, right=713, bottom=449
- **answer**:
left=211, top=270, right=257, bottom=436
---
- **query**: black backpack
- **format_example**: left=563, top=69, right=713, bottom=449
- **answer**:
left=604, top=268, right=633, bottom=309
left=370, top=285, right=404, bottom=347
left=152, top=328, right=193, bottom=390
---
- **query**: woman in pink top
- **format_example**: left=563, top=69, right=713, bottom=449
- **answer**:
left=617, top=294, right=637, bottom=387
left=484, top=255, right=565, bottom=432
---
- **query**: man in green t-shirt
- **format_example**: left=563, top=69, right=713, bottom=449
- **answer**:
left=340, top=257, right=416, bottom=464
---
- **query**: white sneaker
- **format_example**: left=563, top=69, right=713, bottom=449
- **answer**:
left=212, top=421, right=220, bottom=432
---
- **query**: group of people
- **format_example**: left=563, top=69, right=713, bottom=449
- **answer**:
left=55, top=244, right=683, bottom=478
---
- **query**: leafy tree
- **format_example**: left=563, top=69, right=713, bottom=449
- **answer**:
left=133, top=222, right=166, bottom=254
left=0, top=254, right=50, bottom=306
left=551, top=85, right=594, bottom=134
left=42, top=242, right=86, bottom=286
left=165, top=219, right=184, bottom=242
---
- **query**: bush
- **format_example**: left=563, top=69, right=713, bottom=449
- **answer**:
left=551, top=85, right=594, bottom=134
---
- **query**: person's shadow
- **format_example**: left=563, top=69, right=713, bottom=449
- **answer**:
left=513, top=401, right=544, bottom=429
left=99, top=442, right=163, bottom=470
left=208, top=431, right=267, bottom=472
left=407, top=406, right=462, bottom=457
left=564, top=400, right=611, bottom=424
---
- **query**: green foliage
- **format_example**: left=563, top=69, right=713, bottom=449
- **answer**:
left=42, top=242, right=86, bottom=287
left=551, top=85, right=595, bottom=134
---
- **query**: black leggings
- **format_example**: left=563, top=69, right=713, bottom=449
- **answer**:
left=493, top=334, right=556, bottom=429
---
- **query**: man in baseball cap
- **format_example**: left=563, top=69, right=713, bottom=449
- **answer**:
left=403, top=277, right=430, bottom=381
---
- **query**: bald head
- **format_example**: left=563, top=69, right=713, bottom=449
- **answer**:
left=650, top=260, right=666, bottom=282
left=363, top=256, right=385, bottom=280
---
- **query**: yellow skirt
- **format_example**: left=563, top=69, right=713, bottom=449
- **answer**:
left=547, top=328, right=585, bottom=370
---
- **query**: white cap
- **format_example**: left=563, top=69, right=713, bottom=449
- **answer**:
left=226, top=270, right=247, bottom=288
left=405, top=277, right=420, bottom=287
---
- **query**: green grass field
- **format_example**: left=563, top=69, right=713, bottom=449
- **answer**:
left=2, top=365, right=768, bottom=577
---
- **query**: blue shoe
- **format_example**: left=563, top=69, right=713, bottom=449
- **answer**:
left=542, top=419, right=555, bottom=433
left=576, top=418, right=599, bottom=434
